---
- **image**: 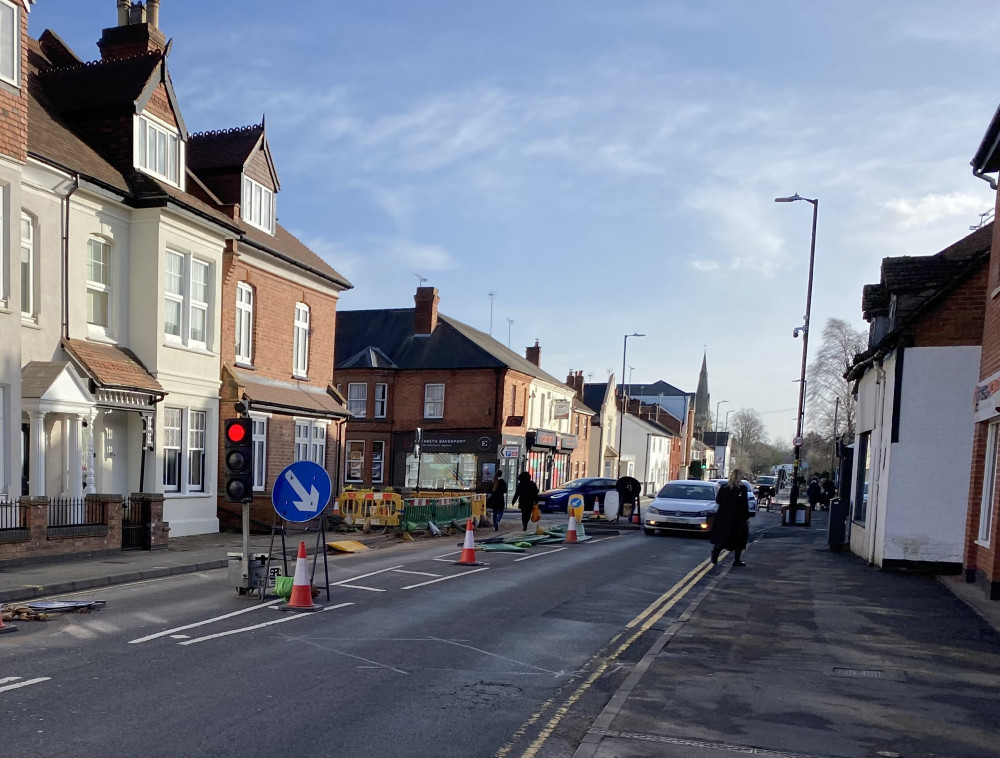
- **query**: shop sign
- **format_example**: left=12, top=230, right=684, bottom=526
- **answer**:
left=528, top=429, right=558, bottom=448
left=499, top=446, right=520, bottom=459
left=400, top=432, right=500, bottom=453
left=552, top=399, right=570, bottom=419
left=558, top=434, right=578, bottom=450
left=973, top=368, right=1000, bottom=423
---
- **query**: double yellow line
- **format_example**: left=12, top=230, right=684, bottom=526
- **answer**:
left=499, top=558, right=716, bottom=758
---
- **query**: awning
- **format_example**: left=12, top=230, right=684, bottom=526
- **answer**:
left=604, top=445, right=619, bottom=459
left=232, top=369, right=349, bottom=419
left=63, top=338, right=164, bottom=394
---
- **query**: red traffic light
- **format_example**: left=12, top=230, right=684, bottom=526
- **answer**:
left=226, top=422, right=247, bottom=443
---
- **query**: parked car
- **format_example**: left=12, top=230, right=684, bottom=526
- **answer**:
left=643, top=479, right=720, bottom=535
left=537, top=477, right=618, bottom=513
left=755, top=475, right=777, bottom=500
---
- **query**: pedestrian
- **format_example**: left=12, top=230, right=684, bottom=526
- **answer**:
left=489, top=470, right=507, bottom=531
left=807, top=477, right=822, bottom=511
left=615, top=475, right=642, bottom=523
left=821, top=476, right=836, bottom=510
left=511, top=471, right=540, bottom=531
left=710, top=468, right=750, bottom=567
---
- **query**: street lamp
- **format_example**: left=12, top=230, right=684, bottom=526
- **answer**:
left=618, top=333, right=645, bottom=477
left=714, top=400, right=729, bottom=437
left=724, top=409, right=733, bottom=432
left=775, top=192, right=819, bottom=523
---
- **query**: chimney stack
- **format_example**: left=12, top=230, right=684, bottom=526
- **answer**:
left=100, top=0, right=167, bottom=60
left=565, top=369, right=584, bottom=399
left=414, top=287, right=440, bottom=336
left=525, top=340, right=541, bottom=367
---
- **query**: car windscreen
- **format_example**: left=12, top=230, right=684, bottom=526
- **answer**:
left=758, top=477, right=775, bottom=484
left=561, top=479, right=593, bottom=488
left=656, top=483, right=715, bottom=500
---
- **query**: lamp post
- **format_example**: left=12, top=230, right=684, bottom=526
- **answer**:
left=775, top=193, right=819, bottom=523
left=618, top=333, right=645, bottom=477
left=714, top=400, right=729, bottom=438
left=724, top=409, right=733, bottom=432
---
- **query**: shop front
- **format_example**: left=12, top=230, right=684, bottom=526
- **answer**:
left=555, top=434, right=578, bottom=488
left=393, top=431, right=524, bottom=492
left=526, top=429, right=558, bottom=490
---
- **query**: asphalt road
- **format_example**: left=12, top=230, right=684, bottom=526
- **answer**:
left=1, top=513, right=777, bottom=758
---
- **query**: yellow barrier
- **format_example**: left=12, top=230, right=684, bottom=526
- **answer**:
left=336, top=491, right=402, bottom=527
left=470, top=494, right=487, bottom=518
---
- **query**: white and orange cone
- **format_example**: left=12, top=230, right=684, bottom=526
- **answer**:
left=283, top=541, right=321, bottom=611
left=454, top=518, right=485, bottom=566
left=564, top=513, right=579, bottom=544
left=591, top=500, right=600, bottom=520
left=330, top=496, right=342, bottom=519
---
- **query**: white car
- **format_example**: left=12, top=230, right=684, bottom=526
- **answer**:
left=644, top=480, right=720, bottom=536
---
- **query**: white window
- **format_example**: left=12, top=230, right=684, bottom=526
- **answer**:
left=0, top=385, right=5, bottom=493
left=135, top=114, right=182, bottom=186
left=293, top=303, right=309, bottom=377
left=163, top=407, right=182, bottom=491
left=374, top=383, right=387, bottom=419
left=235, top=282, right=253, bottom=364
left=241, top=176, right=275, bottom=234
left=979, top=422, right=999, bottom=546
left=0, top=1, right=19, bottom=87
left=188, top=410, right=206, bottom=491
left=372, top=440, right=385, bottom=484
left=20, top=213, right=33, bottom=317
left=346, top=440, right=364, bottom=483
left=294, top=419, right=327, bottom=465
left=347, top=383, right=367, bottom=417
left=424, top=383, right=444, bottom=419
left=163, top=407, right=212, bottom=495
left=251, top=416, right=267, bottom=491
left=87, top=238, right=111, bottom=333
left=164, top=250, right=213, bottom=349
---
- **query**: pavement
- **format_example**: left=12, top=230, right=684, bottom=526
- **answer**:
left=3, top=498, right=999, bottom=758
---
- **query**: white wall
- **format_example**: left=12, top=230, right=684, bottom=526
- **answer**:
left=883, top=346, right=979, bottom=564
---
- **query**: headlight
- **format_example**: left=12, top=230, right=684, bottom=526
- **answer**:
left=700, top=510, right=715, bottom=517
left=648, top=506, right=661, bottom=514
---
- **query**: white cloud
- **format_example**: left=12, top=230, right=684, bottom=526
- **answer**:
left=883, top=192, right=989, bottom=229
left=690, top=259, right=720, bottom=273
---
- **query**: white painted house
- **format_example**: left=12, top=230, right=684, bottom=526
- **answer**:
left=846, top=225, right=990, bottom=570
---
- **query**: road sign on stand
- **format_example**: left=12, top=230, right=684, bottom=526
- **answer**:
left=568, top=493, right=584, bottom=521
left=272, top=461, right=332, bottom=522
left=792, top=436, right=804, bottom=447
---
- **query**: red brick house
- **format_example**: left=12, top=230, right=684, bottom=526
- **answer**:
left=334, top=287, right=581, bottom=492
left=185, top=125, right=353, bottom=530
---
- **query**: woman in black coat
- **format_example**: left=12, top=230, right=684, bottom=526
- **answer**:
left=511, top=471, right=540, bottom=531
left=488, top=471, right=508, bottom=531
left=710, top=469, right=749, bottom=567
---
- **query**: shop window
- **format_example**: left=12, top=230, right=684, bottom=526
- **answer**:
left=346, top=440, right=364, bottom=483
left=853, top=432, right=871, bottom=524
left=978, top=422, right=999, bottom=545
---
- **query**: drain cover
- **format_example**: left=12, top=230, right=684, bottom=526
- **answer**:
left=832, top=667, right=906, bottom=681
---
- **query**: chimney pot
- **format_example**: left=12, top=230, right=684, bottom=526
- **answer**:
left=148, top=0, right=160, bottom=29
left=414, top=286, right=440, bottom=336
left=525, top=340, right=541, bottom=367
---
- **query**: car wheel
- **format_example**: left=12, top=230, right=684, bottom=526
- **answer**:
left=643, top=527, right=656, bottom=535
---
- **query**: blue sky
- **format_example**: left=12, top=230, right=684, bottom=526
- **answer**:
left=29, top=1, right=1000, bottom=442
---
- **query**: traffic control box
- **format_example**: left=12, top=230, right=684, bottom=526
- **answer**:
left=224, top=418, right=254, bottom=503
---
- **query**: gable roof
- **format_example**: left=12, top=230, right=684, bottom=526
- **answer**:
left=703, top=431, right=730, bottom=447
left=241, top=222, right=351, bottom=290
left=340, top=346, right=398, bottom=369
left=582, top=382, right=612, bottom=414
left=335, top=309, right=570, bottom=388
left=63, top=338, right=164, bottom=394
left=622, top=380, right=691, bottom=397
left=188, top=124, right=264, bottom=172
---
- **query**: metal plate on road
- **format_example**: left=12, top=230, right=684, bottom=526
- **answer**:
left=272, top=460, right=332, bottom=522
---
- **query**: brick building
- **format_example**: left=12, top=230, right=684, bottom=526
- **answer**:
left=334, top=287, right=581, bottom=493
left=846, top=224, right=990, bottom=571
left=185, top=124, right=352, bottom=531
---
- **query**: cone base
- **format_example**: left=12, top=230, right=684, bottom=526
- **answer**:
left=0, top=623, right=17, bottom=633
left=275, top=603, right=323, bottom=613
left=454, top=561, right=486, bottom=566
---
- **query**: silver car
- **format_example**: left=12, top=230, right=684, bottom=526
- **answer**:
left=643, top=480, right=720, bottom=536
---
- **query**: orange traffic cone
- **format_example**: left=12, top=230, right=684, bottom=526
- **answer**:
left=454, top=518, right=485, bottom=566
left=330, top=496, right=342, bottom=519
left=631, top=503, right=640, bottom=524
left=591, top=500, right=600, bottom=520
left=282, top=541, right=321, bottom=611
left=0, top=605, right=16, bottom=634
left=565, top=513, right=579, bottom=543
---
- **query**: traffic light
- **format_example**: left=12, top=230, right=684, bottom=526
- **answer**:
left=224, top=418, right=254, bottom=503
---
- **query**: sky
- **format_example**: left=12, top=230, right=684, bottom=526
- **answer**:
left=27, top=1, right=1000, bottom=442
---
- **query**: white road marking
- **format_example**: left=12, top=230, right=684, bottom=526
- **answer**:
left=432, top=552, right=462, bottom=562
left=178, top=602, right=353, bottom=645
left=327, top=565, right=404, bottom=587
left=514, top=547, right=567, bottom=561
left=391, top=569, right=440, bottom=577
left=582, top=535, right=618, bottom=544
left=128, top=599, right=283, bottom=644
left=293, top=637, right=410, bottom=675
left=0, top=677, right=51, bottom=693
left=335, top=584, right=385, bottom=592
left=427, top=636, right=564, bottom=676
left=401, top=567, right=489, bottom=589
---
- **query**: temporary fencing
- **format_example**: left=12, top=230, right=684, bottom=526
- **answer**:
left=336, top=491, right=403, bottom=527
left=402, top=494, right=475, bottom=526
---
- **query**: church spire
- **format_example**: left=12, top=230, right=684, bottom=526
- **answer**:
left=694, top=350, right=710, bottom=439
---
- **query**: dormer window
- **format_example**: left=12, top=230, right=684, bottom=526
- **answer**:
left=242, top=176, right=275, bottom=234
left=0, top=0, right=19, bottom=87
left=135, top=113, right=182, bottom=187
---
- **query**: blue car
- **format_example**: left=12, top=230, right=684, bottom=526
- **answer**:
left=537, top=477, right=618, bottom=513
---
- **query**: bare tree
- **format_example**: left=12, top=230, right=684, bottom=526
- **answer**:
left=806, top=318, right=867, bottom=440
left=730, top=408, right=767, bottom=472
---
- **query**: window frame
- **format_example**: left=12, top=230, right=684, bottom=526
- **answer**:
left=345, top=440, right=365, bottom=483
left=374, top=383, right=388, bottom=419
left=86, top=237, right=112, bottom=335
left=134, top=113, right=183, bottom=188
left=347, top=383, right=367, bottom=418
left=164, top=250, right=213, bottom=350
left=241, top=176, right=275, bottom=234
left=371, top=440, right=385, bottom=484
left=187, top=410, right=206, bottom=492
left=235, top=282, right=253, bottom=365
left=163, top=406, right=213, bottom=496
left=20, top=212, right=33, bottom=318
left=294, top=418, right=328, bottom=466
left=293, top=302, right=310, bottom=377
left=189, top=259, right=209, bottom=349
left=978, top=421, right=999, bottom=547
left=251, top=414, right=268, bottom=492
left=162, top=407, right=182, bottom=492
left=424, top=383, right=444, bottom=419
left=0, top=0, right=19, bottom=87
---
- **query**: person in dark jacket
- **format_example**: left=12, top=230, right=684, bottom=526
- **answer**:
left=807, top=477, right=822, bottom=511
left=821, top=476, right=836, bottom=510
left=710, top=469, right=750, bottom=567
left=511, top=471, right=540, bottom=531
left=488, top=470, right=508, bottom=530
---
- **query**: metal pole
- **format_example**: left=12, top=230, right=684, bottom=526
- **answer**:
left=830, top=396, right=840, bottom=474
left=618, top=335, right=628, bottom=477
left=789, top=198, right=818, bottom=519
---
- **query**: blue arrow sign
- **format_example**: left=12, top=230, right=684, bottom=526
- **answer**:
left=272, top=460, right=332, bottom=523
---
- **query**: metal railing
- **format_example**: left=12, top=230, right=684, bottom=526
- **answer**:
left=0, top=498, right=27, bottom=541
left=48, top=497, right=107, bottom=537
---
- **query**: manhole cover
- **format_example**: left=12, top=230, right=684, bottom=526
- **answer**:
left=832, top=667, right=906, bottom=682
